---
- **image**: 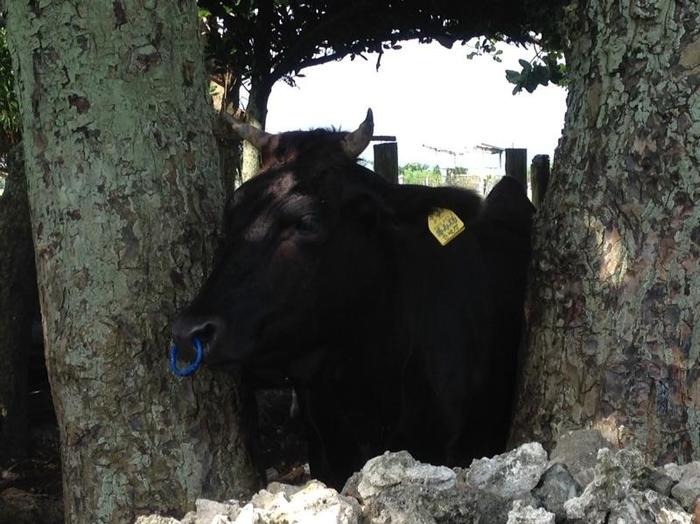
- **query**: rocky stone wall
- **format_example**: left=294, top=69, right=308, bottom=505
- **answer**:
left=138, top=430, right=699, bottom=523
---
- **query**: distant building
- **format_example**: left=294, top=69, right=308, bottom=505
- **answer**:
left=420, top=143, right=506, bottom=195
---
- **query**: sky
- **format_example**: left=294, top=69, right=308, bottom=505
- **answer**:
left=264, top=40, right=568, bottom=168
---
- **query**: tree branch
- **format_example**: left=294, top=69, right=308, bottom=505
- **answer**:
left=270, top=7, right=496, bottom=83
left=270, top=1, right=379, bottom=81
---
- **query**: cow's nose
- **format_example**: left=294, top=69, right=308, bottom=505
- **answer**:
left=171, top=316, right=224, bottom=362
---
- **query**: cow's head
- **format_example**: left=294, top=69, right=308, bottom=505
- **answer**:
left=172, top=110, right=388, bottom=379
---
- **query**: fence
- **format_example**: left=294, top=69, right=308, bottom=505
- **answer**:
left=371, top=138, right=550, bottom=207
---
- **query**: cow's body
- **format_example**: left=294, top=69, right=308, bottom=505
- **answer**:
left=172, top=112, right=534, bottom=488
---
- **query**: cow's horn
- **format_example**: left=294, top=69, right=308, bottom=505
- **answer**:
left=342, top=109, right=374, bottom=158
left=220, top=112, right=272, bottom=150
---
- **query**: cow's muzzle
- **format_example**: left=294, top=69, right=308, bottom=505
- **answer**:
left=171, top=315, right=225, bottom=363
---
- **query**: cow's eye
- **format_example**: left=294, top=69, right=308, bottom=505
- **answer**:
left=295, top=214, right=321, bottom=236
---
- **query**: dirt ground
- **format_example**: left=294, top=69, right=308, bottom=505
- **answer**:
left=254, top=388, right=310, bottom=484
left=0, top=386, right=308, bottom=523
left=0, top=387, right=62, bottom=524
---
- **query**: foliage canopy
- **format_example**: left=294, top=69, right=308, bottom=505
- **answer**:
left=400, top=163, right=443, bottom=186
left=0, top=27, right=20, bottom=184
left=198, top=0, right=570, bottom=104
left=0, top=28, right=18, bottom=142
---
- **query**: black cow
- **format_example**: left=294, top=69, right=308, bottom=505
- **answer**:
left=172, top=110, right=534, bottom=488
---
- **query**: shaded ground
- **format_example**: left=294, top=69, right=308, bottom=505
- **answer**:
left=1, top=394, right=61, bottom=495
left=0, top=354, right=62, bottom=524
left=255, top=388, right=310, bottom=485
left=0, top=378, right=309, bottom=523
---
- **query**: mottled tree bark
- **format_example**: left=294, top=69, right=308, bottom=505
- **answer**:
left=0, top=146, right=38, bottom=463
left=240, top=78, right=272, bottom=182
left=240, top=0, right=273, bottom=182
left=214, top=75, right=243, bottom=195
left=512, top=0, right=700, bottom=464
left=5, top=1, right=258, bottom=522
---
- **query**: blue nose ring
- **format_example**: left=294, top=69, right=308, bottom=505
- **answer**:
left=169, top=337, right=204, bottom=377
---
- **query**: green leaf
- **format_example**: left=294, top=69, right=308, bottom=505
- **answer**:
left=505, top=69, right=521, bottom=83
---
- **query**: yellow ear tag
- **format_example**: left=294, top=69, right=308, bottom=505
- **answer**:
left=428, top=208, right=465, bottom=246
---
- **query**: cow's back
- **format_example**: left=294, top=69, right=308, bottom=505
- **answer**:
left=472, top=176, right=534, bottom=454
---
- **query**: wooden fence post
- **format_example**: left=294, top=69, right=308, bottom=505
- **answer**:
left=373, top=142, right=398, bottom=184
left=530, top=154, right=550, bottom=208
left=505, top=148, right=527, bottom=188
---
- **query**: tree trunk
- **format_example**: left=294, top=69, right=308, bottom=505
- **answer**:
left=240, top=0, right=274, bottom=183
left=5, top=2, right=258, bottom=522
left=215, top=75, right=242, bottom=195
left=240, top=80, right=272, bottom=182
left=0, top=146, right=38, bottom=463
left=511, top=0, right=700, bottom=464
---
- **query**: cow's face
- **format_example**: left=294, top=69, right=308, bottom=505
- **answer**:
left=172, top=112, right=383, bottom=376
